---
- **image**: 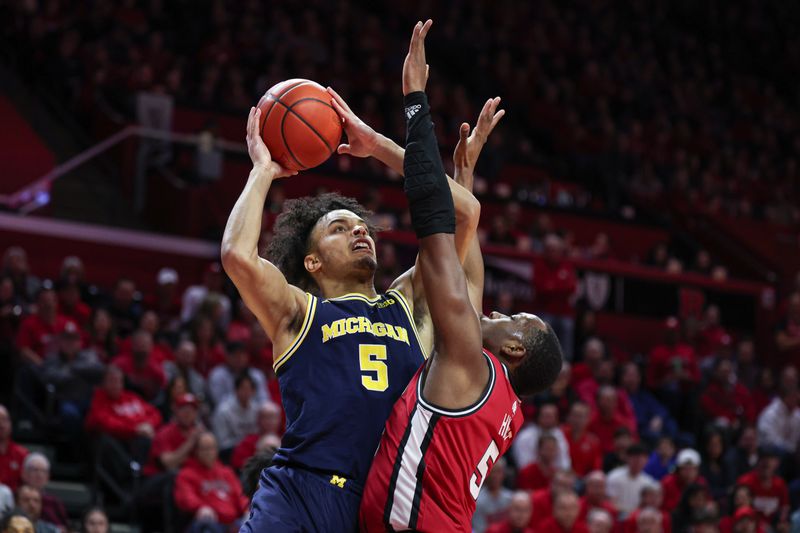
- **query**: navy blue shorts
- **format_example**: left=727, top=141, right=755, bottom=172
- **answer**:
left=239, top=465, right=362, bottom=533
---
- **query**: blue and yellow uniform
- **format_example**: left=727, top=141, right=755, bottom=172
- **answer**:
left=241, top=289, right=426, bottom=533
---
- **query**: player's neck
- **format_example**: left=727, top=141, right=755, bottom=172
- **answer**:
left=319, top=278, right=377, bottom=300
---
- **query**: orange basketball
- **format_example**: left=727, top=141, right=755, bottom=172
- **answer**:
left=256, top=79, right=343, bottom=171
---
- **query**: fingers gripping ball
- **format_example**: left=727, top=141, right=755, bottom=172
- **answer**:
left=256, top=79, right=343, bottom=171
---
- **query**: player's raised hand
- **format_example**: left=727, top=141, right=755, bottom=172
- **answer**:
left=452, top=97, right=505, bottom=191
left=246, top=106, right=297, bottom=178
left=326, top=86, right=380, bottom=158
left=402, top=19, right=432, bottom=96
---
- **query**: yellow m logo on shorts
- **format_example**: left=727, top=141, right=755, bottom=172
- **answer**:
left=330, top=475, right=347, bottom=488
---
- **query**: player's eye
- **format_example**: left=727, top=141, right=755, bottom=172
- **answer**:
left=333, top=225, right=346, bottom=232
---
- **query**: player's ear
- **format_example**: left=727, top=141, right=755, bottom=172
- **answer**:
left=304, top=253, right=321, bottom=275
left=500, top=339, right=526, bottom=358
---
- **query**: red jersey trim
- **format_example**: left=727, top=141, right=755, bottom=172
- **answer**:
left=416, top=352, right=496, bottom=418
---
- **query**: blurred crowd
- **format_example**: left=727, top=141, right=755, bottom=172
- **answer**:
left=2, top=0, right=799, bottom=225
left=0, top=238, right=799, bottom=533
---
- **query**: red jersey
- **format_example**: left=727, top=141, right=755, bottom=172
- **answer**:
left=562, top=426, right=603, bottom=476
left=661, top=473, right=707, bottom=512
left=84, top=388, right=163, bottom=440
left=623, top=509, right=672, bottom=533
left=16, top=314, right=76, bottom=357
left=540, top=517, right=589, bottom=533
left=0, top=440, right=29, bottom=490
left=360, top=351, right=523, bottom=532
left=173, top=458, right=248, bottom=525
left=144, top=422, right=193, bottom=476
left=736, top=471, right=789, bottom=521
left=517, top=462, right=554, bottom=491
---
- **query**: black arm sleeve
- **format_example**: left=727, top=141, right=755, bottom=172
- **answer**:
left=402, top=91, right=455, bottom=238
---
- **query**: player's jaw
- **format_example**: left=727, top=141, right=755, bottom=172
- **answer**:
left=480, top=312, right=545, bottom=369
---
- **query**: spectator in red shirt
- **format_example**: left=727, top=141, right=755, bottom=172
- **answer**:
left=16, top=284, right=77, bottom=366
left=487, top=491, right=535, bottom=533
left=231, top=401, right=283, bottom=470
left=117, top=312, right=173, bottom=365
left=696, top=305, right=730, bottom=361
left=56, top=280, right=90, bottom=329
left=661, top=449, right=707, bottom=512
left=699, top=359, right=756, bottom=430
left=529, top=470, right=578, bottom=528
left=535, top=234, right=578, bottom=360
left=562, top=401, right=603, bottom=476
left=589, top=386, right=638, bottom=453
left=577, top=360, right=636, bottom=429
left=735, top=447, right=790, bottom=526
left=571, top=339, right=605, bottom=390
left=579, top=471, right=617, bottom=521
left=0, top=405, right=28, bottom=491
left=634, top=507, right=664, bottom=533
left=111, top=330, right=167, bottom=402
left=647, top=318, right=700, bottom=396
left=84, top=365, right=163, bottom=464
left=719, top=506, right=765, bottom=533
left=540, top=491, right=589, bottom=533
left=624, top=485, right=672, bottom=533
left=174, top=432, right=248, bottom=528
left=144, top=393, right=203, bottom=477
left=188, top=316, right=226, bottom=377
left=518, top=434, right=560, bottom=491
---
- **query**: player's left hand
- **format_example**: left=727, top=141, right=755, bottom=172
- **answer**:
left=327, top=87, right=380, bottom=158
left=402, top=20, right=432, bottom=96
left=453, top=97, right=505, bottom=191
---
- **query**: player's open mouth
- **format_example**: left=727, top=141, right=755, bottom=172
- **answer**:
left=352, top=238, right=372, bottom=253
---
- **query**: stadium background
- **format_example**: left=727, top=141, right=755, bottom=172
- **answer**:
left=0, top=0, right=799, bottom=532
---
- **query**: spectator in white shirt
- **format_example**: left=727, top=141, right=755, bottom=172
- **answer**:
left=212, top=373, right=259, bottom=453
left=757, top=386, right=800, bottom=454
left=472, top=457, right=513, bottom=533
left=208, top=342, right=269, bottom=407
left=512, top=403, right=571, bottom=470
left=607, top=443, right=657, bottom=517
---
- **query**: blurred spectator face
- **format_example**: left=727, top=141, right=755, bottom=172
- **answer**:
left=544, top=234, right=565, bottom=263
left=782, top=388, right=799, bottom=409
left=737, top=340, right=755, bottom=364
left=17, top=486, right=42, bottom=520
left=175, top=403, right=198, bottom=428
left=0, top=277, right=13, bottom=301
left=196, top=433, right=218, bottom=468
left=0, top=406, right=10, bottom=441
left=595, top=360, right=614, bottom=384
left=104, top=367, right=124, bottom=399
left=641, top=485, right=663, bottom=508
left=37, top=289, right=57, bottom=316
left=257, top=433, right=281, bottom=452
left=203, top=263, right=224, bottom=292
left=704, top=305, right=720, bottom=325
left=779, top=366, right=798, bottom=391
left=713, top=360, right=733, bottom=384
left=622, top=363, right=641, bottom=391
left=59, top=328, right=82, bottom=358
left=60, top=256, right=84, bottom=284
left=4, top=516, right=34, bottom=533
left=711, top=266, right=728, bottom=281
left=677, top=463, right=700, bottom=485
left=567, top=402, right=590, bottom=432
left=3, top=247, right=29, bottom=275
left=637, top=509, right=662, bottom=533
left=656, top=438, right=675, bottom=459
left=733, top=517, right=756, bottom=533
left=733, top=486, right=752, bottom=509
left=552, top=470, right=577, bottom=494
left=538, top=404, right=559, bottom=429
left=614, top=432, right=633, bottom=456
left=257, top=402, right=281, bottom=435
left=585, top=471, right=607, bottom=501
left=83, top=510, right=109, bottom=533
left=706, top=433, right=724, bottom=460
left=92, top=309, right=112, bottom=336
left=597, top=386, right=617, bottom=417
left=169, top=376, right=188, bottom=403
left=696, top=251, right=712, bottom=272
left=666, top=258, right=683, bottom=274
left=627, top=451, right=648, bottom=474
left=588, top=510, right=613, bottom=533
left=757, top=455, right=780, bottom=478
left=175, top=341, right=197, bottom=368
left=583, top=338, right=604, bottom=368
left=58, top=283, right=80, bottom=309
left=140, top=311, right=159, bottom=335
left=539, top=437, right=559, bottom=464
left=486, top=458, right=506, bottom=491
left=508, top=492, right=533, bottom=528
left=236, top=378, right=255, bottom=406
left=22, top=455, right=49, bottom=490
left=227, top=347, right=249, bottom=372
left=195, top=317, right=214, bottom=344
left=113, top=279, right=135, bottom=308
left=738, top=426, right=757, bottom=452
left=554, top=491, right=580, bottom=529
left=131, top=331, right=154, bottom=364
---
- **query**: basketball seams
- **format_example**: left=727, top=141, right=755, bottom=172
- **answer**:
left=272, top=96, right=338, bottom=155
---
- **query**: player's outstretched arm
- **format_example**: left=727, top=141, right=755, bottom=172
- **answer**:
left=221, top=107, right=307, bottom=349
left=402, top=21, right=485, bottom=386
left=453, top=97, right=506, bottom=313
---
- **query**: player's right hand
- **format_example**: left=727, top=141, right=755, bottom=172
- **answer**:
left=327, top=87, right=379, bottom=158
left=402, top=20, right=432, bottom=96
left=246, top=106, right=297, bottom=179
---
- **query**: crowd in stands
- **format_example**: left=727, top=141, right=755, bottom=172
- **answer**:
left=1, top=240, right=799, bottom=533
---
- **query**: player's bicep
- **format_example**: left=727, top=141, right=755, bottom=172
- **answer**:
left=223, top=254, right=306, bottom=342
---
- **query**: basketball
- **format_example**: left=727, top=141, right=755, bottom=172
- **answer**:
left=256, top=79, right=343, bottom=172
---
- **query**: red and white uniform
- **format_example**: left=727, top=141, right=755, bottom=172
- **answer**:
left=360, top=350, right=523, bottom=532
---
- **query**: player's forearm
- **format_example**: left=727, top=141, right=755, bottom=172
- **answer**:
left=372, top=134, right=405, bottom=175
left=221, top=167, right=275, bottom=269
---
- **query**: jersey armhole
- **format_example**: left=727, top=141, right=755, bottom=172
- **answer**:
left=416, top=352, right=496, bottom=417
left=273, top=293, right=317, bottom=373
left=386, top=288, right=428, bottom=360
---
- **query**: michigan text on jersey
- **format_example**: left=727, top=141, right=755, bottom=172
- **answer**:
left=321, top=316, right=410, bottom=345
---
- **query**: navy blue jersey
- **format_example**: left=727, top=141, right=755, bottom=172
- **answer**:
left=271, top=289, right=426, bottom=490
